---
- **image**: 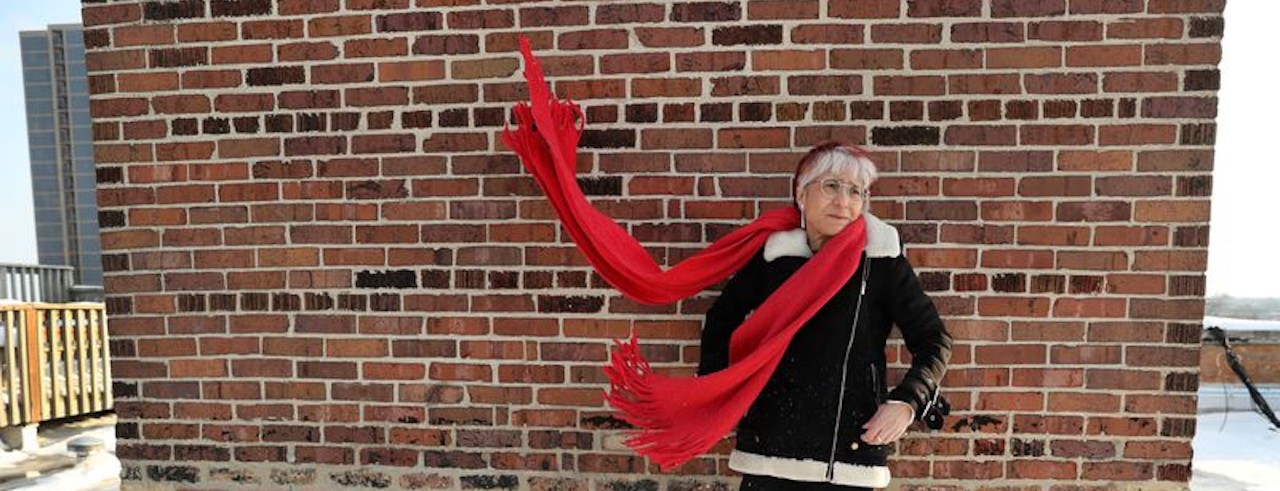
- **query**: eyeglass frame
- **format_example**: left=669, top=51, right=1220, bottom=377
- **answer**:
left=806, top=177, right=869, bottom=202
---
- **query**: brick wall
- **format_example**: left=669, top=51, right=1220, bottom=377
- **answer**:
left=82, top=0, right=1223, bottom=489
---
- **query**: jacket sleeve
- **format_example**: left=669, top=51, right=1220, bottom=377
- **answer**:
left=883, top=253, right=954, bottom=419
left=697, top=251, right=769, bottom=376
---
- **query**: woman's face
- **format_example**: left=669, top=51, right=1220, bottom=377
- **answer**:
left=799, top=170, right=867, bottom=241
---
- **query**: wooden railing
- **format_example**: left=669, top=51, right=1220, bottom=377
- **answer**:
left=0, top=264, right=76, bottom=303
left=0, top=303, right=112, bottom=426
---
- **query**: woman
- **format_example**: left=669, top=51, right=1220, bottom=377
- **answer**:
left=697, top=142, right=953, bottom=490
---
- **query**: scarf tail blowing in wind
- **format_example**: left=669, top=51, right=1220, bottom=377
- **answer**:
left=499, top=36, right=868, bottom=471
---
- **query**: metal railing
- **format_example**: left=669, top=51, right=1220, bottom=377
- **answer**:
left=0, top=303, right=112, bottom=426
left=0, top=264, right=76, bottom=303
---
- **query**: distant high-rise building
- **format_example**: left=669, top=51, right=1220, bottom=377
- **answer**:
left=20, top=24, right=100, bottom=286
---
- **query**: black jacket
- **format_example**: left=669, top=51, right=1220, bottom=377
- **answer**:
left=697, top=214, right=952, bottom=488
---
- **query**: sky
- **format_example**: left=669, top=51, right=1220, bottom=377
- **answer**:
left=0, top=2, right=1274, bottom=297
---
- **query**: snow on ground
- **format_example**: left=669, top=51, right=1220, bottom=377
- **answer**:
left=1192, top=410, right=1280, bottom=491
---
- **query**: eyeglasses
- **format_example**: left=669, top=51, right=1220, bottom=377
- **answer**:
left=809, top=178, right=867, bottom=201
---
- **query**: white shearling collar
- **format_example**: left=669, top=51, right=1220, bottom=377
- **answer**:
left=763, top=213, right=901, bottom=262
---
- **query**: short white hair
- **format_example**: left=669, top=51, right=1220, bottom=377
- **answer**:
left=794, top=147, right=879, bottom=202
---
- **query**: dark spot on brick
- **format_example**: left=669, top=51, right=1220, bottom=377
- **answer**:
left=851, top=101, right=884, bottom=120
left=265, top=114, right=292, bottom=133
left=247, top=66, right=305, bottom=86
left=601, top=480, right=660, bottom=491
left=271, top=293, right=301, bottom=311
left=83, top=28, right=111, bottom=48
left=371, top=291, right=399, bottom=310
left=1043, top=100, right=1076, bottom=118
left=671, top=2, right=740, bottom=22
left=1185, top=69, right=1220, bottom=91
left=98, top=210, right=125, bottom=228
left=356, top=270, right=417, bottom=290
left=992, top=273, right=1026, bottom=292
left=233, top=116, right=259, bottom=133
left=1177, top=175, right=1212, bottom=197
left=171, top=118, right=198, bottom=135
left=578, top=176, right=622, bottom=196
left=1166, top=323, right=1201, bottom=344
left=106, top=297, right=132, bottom=315
left=581, top=414, right=633, bottom=430
left=740, top=102, right=771, bottom=122
left=332, top=113, right=360, bottom=131
left=211, top=0, right=271, bottom=17
left=1118, top=98, right=1137, bottom=118
left=538, top=295, right=603, bottom=313
left=304, top=292, right=334, bottom=310
left=1069, top=275, right=1103, bottom=294
left=297, top=113, right=326, bottom=132
left=460, top=475, right=518, bottom=490
left=1180, top=123, right=1215, bottom=145
left=209, top=294, right=236, bottom=311
left=1165, top=372, right=1198, bottom=392
left=1174, top=225, right=1209, bottom=247
left=116, top=422, right=139, bottom=439
left=974, top=438, right=1006, bottom=456
left=669, top=480, right=731, bottom=491
left=1159, top=463, right=1192, bottom=482
left=330, top=469, right=391, bottom=489
left=1161, top=417, right=1196, bottom=437
left=421, top=270, right=450, bottom=288
left=178, top=294, right=205, bottom=312
left=101, top=254, right=129, bottom=272
left=144, top=0, right=206, bottom=21
left=1168, top=276, right=1205, bottom=296
left=338, top=293, right=368, bottom=311
left=897, top=223, right=937, bottom=244
left=147, top=465, right=199, bottom=483
left=928, top=100, right=963, bottom=121
left=150, top=47, right=207, bottom=68
left=1189, top=17, right=1223, bottom=38
left=872, top=126, right=940, bottom=146
left=1030, top=275, right=1065, bottom=294
left=951, top=415, right=1003, bottom=433
left=439, top=108, right=469, bottom=127
left=1010, top=438, right=1044, bottom=456
left=96, top=166, right=123, bottom=184
left=376, top=12, right=443, bottom=32
left=489, top=272, right=519, bottom=289
left=712, top=25, right=782, bottom=45
left=1005, top=100, right=1037, bottom=119
left=474, top=107, right=505, bottom=127
left=423, top=451, right=486, bottom=469
left=625, top=103, right=658, bottom=123
left=700, top=102, right=732, bottom=122
left=917, top=272, right=950, bottom=291
left=402, top=111, right=432, bottom=129
left=113, top=381, right=137, bottom=398
left=241, top=292, right=268, bottom=311
left=890, top=100, right=924, bottom=121
left=580, top=129, right=635, bottom=149
left=1080, top=99, right=1113, bottom=118
left=201, top=117, right=230, bottom=134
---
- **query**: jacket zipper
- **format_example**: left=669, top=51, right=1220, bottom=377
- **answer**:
left=871, top=364, right=881, bottom=405
left=826, top=257, right=870, bottom=481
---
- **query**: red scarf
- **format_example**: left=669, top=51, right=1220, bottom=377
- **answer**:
left=500, top=37, right=868, bottom=470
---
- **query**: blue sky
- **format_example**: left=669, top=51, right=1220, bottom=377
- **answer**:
left=0, top=2, right=1275, bottom=297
